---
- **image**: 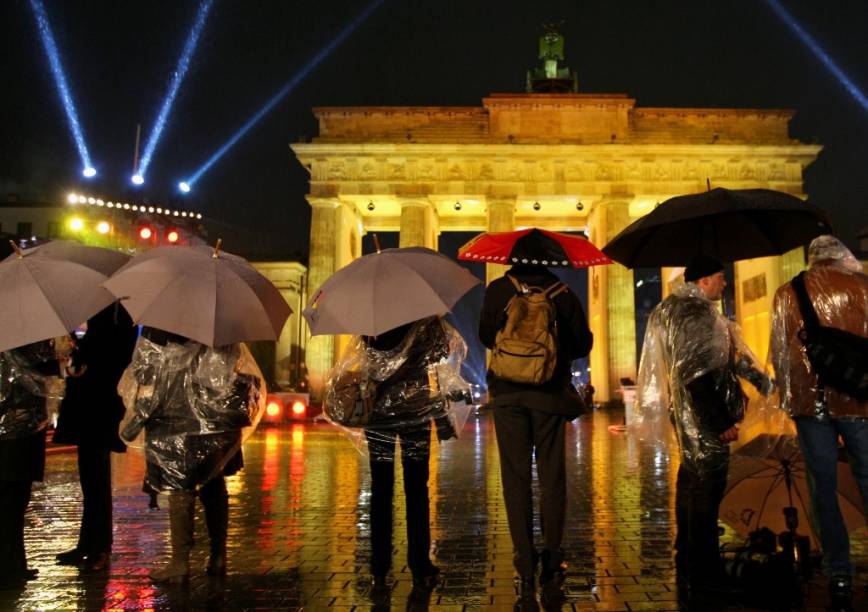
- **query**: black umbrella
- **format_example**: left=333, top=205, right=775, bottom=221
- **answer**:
left=602, top=188, right=833, bottom=268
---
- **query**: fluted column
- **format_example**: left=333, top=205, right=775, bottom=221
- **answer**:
left=305, top=197, right=340, bottom=400
left=399, top=199, right=438, bottom=249
left=587, top=199, right=637, bottom=403
left=485, top=197, right=515, bottom=285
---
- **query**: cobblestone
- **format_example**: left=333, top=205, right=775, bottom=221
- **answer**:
left=0, top=409, right=865, bottom=610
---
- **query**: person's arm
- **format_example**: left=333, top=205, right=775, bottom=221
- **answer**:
left=685, top=370, right=736, bottom=435
left=557, top=290, right=593, bottom=360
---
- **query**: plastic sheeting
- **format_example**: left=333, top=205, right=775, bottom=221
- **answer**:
left=632, top=283, right=771, bottom=474
left=769, top=237, right=868, bottom=421
left=0, top=340, right=64, bottom=439
left=118, top=336, right=265, bottom=491
left=324, top=317, right=474, bottom=460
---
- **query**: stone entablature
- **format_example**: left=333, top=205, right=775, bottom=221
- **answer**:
left=311, top=94, right=797, bottom=144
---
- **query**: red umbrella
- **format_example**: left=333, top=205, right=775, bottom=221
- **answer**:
left=458, top=228, right=612, bottom=268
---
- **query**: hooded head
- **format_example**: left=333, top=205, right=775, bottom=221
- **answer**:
left=807, top=235, right=863, bottom=273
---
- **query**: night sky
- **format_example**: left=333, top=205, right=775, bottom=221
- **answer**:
left=2, top=0, right=867, bottom=258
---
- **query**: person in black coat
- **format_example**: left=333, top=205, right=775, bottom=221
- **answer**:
left=54, top=304, right=138, bottom=571
left=0, top=339, right=59, bottom=586
left=479, top=264, right=593, bottom=594
left=362, top=317, right=452, bottom=591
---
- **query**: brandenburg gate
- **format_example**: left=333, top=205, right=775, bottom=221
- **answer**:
left=291, top=93, right=819, bottom=401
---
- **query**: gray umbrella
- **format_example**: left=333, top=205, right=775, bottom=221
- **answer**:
left=103, top=242, right=292, bottom=347
left=0, top=241, right=120, bottom=351
left=303, top=247, right=481, bottom=337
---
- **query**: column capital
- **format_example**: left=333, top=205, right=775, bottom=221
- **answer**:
left=398, top=197, right=433, bottom=209
left=306, top=196, right=341, bottom=209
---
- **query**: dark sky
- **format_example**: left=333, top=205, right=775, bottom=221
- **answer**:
left=2, top=0, right=867, bottom=258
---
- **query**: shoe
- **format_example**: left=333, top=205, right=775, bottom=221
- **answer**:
left=412, top=565, right=440, bottom=590
left=83, top=552, right=110, bottom=572
left=56, top=548, right=86, bottom=565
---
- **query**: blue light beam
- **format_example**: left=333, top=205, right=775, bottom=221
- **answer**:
left=29, top=0, right=95, bottom=176
left=182, top=0, right=386, bottom=188
left=764, top=0, right=868, bottom=113
left=137, top=0, right=215, bottom=181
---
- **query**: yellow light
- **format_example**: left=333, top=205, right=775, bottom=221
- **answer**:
left=87, top=197, right=96, bottom=204
left=69, top=217, right=84, bottom=231
left=291, top=401, right=307, bottom=416
left=67, top=193, right=77, bottom=204
left=96, top=221, right=111, bottom=234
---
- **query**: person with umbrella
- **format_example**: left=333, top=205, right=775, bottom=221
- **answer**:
left=0, top=339, right=62, bottom=586
left=634, top=255, right=768, bottom=604
left=118, top=326, right=264, bottom=583
left=471, top=228, right=597, bottom=597
left=768, top=235, right=868, bottom=605
left=306, top=245, right=479, bottom=591
left=53, top=304, right=138, bottom=572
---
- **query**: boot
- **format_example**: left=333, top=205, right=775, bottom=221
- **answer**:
left=150, top=491, right=195, bottom=583
left=202, top=484, right=228, bottom=577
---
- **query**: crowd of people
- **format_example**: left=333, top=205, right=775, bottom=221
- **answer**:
left=0, top=234, right=865, bottom=612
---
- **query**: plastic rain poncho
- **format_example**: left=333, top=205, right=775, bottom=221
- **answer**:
left=118, top=336, right=265, bottom=491
left=769, top=235, right=868, bottom=420
left=632, top=283, right=769, bottom=474
left=324, top=317, right=474, bottom=460
left=0, top=340, right=64, bottom=439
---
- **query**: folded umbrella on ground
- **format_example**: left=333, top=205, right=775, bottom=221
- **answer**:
left=458, top=227, right=612, bottom=268
left=103, top=241, right=292, bottom=347
left=0, top=241, right=124, bottom=352
left=603, top=188, right=832, bottom=268
left=303, top=246, right=480, bottom=337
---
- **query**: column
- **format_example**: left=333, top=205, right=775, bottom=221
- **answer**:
left=587, top=200, right=637, bottom=403
left=485, top=197, right=515, bottom=285
left=305, top=197, right=340, bottom=400
left=399, top=199, right=438, bottom=249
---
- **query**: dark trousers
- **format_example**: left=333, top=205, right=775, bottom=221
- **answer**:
left=492, top=404, right=567, bottom=577
left=199, top=476, right=229, bottom=551
left=0, top=481, right=33, bottom=573
left=76, top=445, right=113, bottom=556
left=365, top=427, right=432, bottom=577
left=674, top=463, right=728, bottom=585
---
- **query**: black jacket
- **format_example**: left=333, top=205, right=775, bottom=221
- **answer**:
left=479, top=265, right=593, bottom=418
left=54, top=304, right=138, bottom=451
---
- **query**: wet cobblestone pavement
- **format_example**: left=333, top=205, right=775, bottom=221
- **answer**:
left=2, top=409, right=866, bottom=611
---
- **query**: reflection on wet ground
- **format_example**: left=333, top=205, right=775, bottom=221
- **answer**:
left=2, top=409, right=865, bottom=610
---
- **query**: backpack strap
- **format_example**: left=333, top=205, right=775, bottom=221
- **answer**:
left=790, top=272, right=821, bottom=330
left=544, top=282, right=568, bottom=300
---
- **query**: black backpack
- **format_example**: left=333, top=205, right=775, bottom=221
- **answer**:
left=790, top=272, right=868, bottom=400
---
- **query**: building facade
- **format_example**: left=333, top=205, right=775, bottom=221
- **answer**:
left=292, top=92, right=820, bottom=401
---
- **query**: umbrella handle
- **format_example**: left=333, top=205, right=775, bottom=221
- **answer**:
left=213, top=238, right=222, bottom=258
left=372, top=233, right=381, bottom=253
left=9, top=240, right=22, bottom=258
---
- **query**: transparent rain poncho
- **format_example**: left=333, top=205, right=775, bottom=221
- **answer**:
left=632, top=283, right=770, bottom=474
left=324, top=317, right=474, bottom=460
left=0, top=340, right=64, bottom=439
left=118, top=335, right=266, bottom=491
left=768, top=235, right=868, bottom=421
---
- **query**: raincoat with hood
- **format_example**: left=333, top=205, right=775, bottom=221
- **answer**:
left=635, top=282, right=762, bottom=475
left=770, top=235, right=868, bottom=419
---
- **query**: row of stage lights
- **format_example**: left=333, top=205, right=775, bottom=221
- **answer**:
left=66, top=193, right=203, bottom=220
left=79, top=167, right=192, bottom=194
left=66, top=217, right=180, bottom=243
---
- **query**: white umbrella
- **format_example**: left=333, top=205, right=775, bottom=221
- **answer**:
left=0, top=241, right=120, bottom=351
left=103, top=241, right=292, bottom=347
left=303, top=247, right=481, bottom=337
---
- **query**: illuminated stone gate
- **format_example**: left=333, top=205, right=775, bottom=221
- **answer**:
left=292, top=93, right=820, bottom=401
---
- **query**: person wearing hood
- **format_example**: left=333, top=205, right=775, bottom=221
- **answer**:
left=769, top=235, right=868, bottom=604
left=53, top=304, right=137, bottom=571
left=479, top=263, right=592, bottom=596
left=635, top=254, right=766, bottom=603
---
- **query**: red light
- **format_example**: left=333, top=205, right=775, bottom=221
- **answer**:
left=139, top=227, right=152, bottom=240
left=266, top=401, right=282, bottom=418
left=291, top=401, right=306, bottom=416
left=167, top=230, right=179, bottom=243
